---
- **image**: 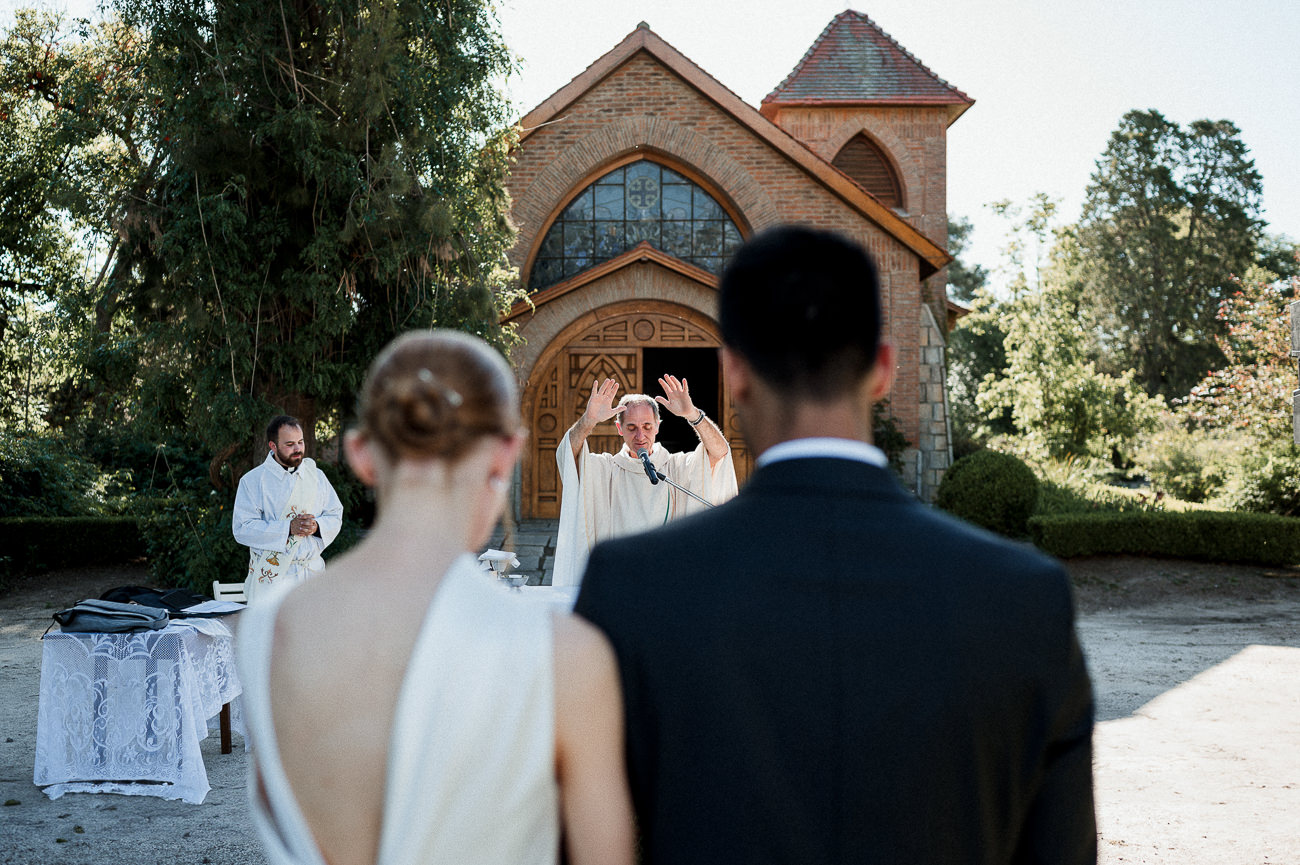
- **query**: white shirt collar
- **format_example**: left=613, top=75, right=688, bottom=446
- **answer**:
left=263, top=451, right=300, bottom=475
left=755, top=437, right=888, bottom=469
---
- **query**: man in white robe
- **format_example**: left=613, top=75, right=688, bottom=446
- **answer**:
left=233, top=415, right=344, bottom=603
left=553, top=375, right=737, bottom=587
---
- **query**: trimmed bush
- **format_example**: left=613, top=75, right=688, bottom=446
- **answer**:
left=936, top=449, right=1040, bottom=537
left=1029, top=511, right=1300, bottom=566
left=0, top=517, right=145, bottom=576
left=1223, top=450, right=1300, bottom=517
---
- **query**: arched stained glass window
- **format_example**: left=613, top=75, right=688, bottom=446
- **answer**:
left=529, top=160, right=743, bottom=292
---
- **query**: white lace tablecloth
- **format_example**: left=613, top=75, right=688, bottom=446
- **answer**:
left=34, top=618, right=244, bottom=804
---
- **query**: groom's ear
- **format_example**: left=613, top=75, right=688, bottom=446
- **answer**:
left=721, top=346, right=752, bottom=408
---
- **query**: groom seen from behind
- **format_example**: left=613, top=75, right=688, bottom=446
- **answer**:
left=575, top=225, right=1096, bottom=865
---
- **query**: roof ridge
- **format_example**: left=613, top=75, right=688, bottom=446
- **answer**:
left=763, top=9, right=972, bottom=105
left=763, top=10, right=845, bottom=103
left=852, top=10, right=971, bottom=102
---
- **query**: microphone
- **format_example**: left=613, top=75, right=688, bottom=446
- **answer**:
left=636, top=448, right=660, bottom=485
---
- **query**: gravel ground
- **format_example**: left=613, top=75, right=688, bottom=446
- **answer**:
left=2, top=560, right=1297, bottom=865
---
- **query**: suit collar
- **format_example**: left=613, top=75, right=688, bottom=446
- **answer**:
left=744, top=455, right=911, bottom=503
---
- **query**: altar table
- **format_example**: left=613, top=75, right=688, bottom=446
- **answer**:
left=34, top=616, right=243, bottom=804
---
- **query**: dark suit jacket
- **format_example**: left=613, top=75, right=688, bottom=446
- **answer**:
left=575, top=456, right=1095, bottom=865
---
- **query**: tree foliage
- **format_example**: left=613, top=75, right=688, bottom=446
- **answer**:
left=945, top=215, right=986, bottom=303
left=1072, top=109, right=1264, bottom=398
left=975, top=281, right=1162, bottom=463
left=23, top=0, right=523, bottom=488
left=1183, top=266, right=1297, bottom=442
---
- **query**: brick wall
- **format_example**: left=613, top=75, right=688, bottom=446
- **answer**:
left=507, top=51, right=945, bottom=489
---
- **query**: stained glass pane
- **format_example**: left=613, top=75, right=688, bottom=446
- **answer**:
left=626, top=220, right=660, bottom=247
left=662, top=185, right=692, bottom=221
left=723, top=222, right=742, bottom=253
left=660, top=166, right=688, bottom=184
left=596, top=166, right=625, bottom=185
left=626, top=175, right=660, bottom=219
left=594, top=185, right=623, bottom=220
left=563, top=222, right=593, bottom=258
left=626, top=161, right=658, bottom=182
left=692, top=187, right=722, bottom=219
left=539, top=226, right=564, bottom=257
left=693, top=221, right=725, bottom=258
left=594, top=221, right=624, bottom=258
left=662, top=220, right=692, bottom=257
left=534, top=258, right=563, bottom=286
left=563, top=188, right=593, bottom=220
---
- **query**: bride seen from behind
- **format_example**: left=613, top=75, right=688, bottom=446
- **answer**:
left=237, top=330, right=635, bottom=865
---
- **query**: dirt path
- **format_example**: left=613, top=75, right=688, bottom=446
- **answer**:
left=1, top=560, right=1298, bottom=864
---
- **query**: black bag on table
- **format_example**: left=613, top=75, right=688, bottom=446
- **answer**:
left=52, top=599, right=169, bottom=633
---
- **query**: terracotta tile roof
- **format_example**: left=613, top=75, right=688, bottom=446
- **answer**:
left=762, top=10, right=973, bottom=121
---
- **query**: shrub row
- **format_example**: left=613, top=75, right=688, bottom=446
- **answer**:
left=0, top=517, right=146, bottom=575
left=1028, top=511, right=1300, bottom=567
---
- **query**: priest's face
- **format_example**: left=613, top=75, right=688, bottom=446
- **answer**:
left=616, top=403, right=659, bottom=455
left=270, top=425, right=306, bottom=469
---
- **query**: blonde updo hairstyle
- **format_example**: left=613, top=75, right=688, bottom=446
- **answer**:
left=357, top=330, right=520, bottom=465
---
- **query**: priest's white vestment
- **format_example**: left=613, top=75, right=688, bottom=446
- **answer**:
left=552, top=431, right=737, bottom=587
left=233, top=452, right=344, bottom=603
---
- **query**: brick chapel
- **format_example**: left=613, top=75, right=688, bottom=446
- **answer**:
left=502, top=10, right=973, bottom=517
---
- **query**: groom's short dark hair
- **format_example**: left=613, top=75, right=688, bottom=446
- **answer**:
left=718, top=225, right=882, bottom=401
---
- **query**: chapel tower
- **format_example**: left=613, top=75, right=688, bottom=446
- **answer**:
left=761, top=10, right=972, bottom=331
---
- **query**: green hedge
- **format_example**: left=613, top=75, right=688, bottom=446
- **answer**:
left=0, top=516, right=145, bottom=575
left=1028, top=511, right=1300, bottom=566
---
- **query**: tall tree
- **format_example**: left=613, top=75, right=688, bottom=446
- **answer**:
left=1073, top=109, right=1263, bottom=398
left=0, top=10, right=164, bottom=433
left=103, top=0, right=520, bottom=485
left=945, top=215, right=986, bottom=303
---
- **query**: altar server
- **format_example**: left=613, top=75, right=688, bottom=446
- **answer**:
left=233, top=415, right=344, bottom=603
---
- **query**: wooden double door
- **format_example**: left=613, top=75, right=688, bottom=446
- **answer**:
left=523, top=302, right=750, bottom=519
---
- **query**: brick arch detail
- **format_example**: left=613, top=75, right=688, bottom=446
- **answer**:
left=823, top=119, right=916, bottom=213
left=511, top=117, right=782, bottom=266
left=510, top=261, right=718, bottom=383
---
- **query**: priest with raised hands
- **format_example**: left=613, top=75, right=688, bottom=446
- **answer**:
left=552, top=375, right=737, bottom=587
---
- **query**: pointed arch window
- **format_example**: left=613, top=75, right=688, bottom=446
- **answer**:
left=529, top=159, right=743, bottom=292
left=832, top=134, right=903, bottom=209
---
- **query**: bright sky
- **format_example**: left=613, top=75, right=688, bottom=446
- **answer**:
left=11, top=0, right=1299, bottom=282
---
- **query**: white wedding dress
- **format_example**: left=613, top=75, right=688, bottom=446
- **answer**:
left=237, top=554, right=559, bottom=865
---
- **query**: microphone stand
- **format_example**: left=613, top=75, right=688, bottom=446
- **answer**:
left=645, top=464, right=716, bottom=509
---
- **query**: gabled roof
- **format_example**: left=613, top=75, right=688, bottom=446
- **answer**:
left=517, top=23, right=950, bottom=278
left=761, top=10, right=973, bottom=126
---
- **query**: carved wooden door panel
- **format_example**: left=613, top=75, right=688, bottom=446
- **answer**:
left=523, top=305, right=749, bottom=519
left=528, top=348, right=639, bottom=519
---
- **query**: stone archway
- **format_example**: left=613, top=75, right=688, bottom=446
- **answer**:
left=522, top=299, right=751, bottom=518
